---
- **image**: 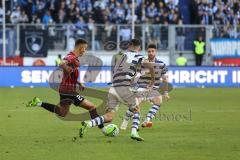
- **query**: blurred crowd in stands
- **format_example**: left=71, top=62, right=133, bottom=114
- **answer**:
left=192, top=0, right=240, bottom=25
left=0, top=0, right=239, bottom=51
left=0, top=0, right=238, bottom=25
left=191, top=0, right=240, bottom=38
left=0, top=0, right=181, bottom=25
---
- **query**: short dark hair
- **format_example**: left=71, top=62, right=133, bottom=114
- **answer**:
left=179, top=52, right=183, bottom=56
left=147, top=44, right=157, bottom=50
left=129, top=39, right=141, bottom=47
left=75, top=39, right=87, bottom=47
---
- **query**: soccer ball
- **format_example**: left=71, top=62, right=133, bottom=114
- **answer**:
left=104, top=124, right=119, bottom=137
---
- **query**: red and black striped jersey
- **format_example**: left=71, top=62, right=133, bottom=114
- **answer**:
left=59, top=52, right=79, bottom=94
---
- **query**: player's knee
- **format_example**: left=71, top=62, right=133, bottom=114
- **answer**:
left=58, top=107, right=69, bottom=117
left=129, top=106, right=140, bottom=113
left=152, top=96, right=162, bottom=105
left=58, top=111, right=67, bottom=117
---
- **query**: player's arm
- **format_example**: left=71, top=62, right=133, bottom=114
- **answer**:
left=113, top=53, right=126, bottom=73
left=77, top=81, right=85, bottom=91
left=162, top=73, right=170, bottom=101
left=142, top=60, right=155, bottom=89
left=59, top=60, right=73, bottom=73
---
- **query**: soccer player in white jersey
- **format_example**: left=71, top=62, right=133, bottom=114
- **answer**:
left=120, top=44, right=170, bottom=130
left=79, top=39, right=155, bottom=141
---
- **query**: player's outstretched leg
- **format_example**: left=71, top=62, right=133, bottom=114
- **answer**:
left=130, top=109, right=144, bottom=141
left=26, top=97, right=63, bottom=116
left=79, top=111, right=115, bottom=138
left=79, top=115, right=105, bottom=138
left=120, top=109, right=133, bottom=130
left=79, top=99, right=105, bottom=131
left=142, top=95, right=162, bottom=128
left=142, top=103, right=160, bottom=128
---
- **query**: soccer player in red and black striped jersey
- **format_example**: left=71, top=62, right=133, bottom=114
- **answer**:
left=27, top=39, right=104, bottom=130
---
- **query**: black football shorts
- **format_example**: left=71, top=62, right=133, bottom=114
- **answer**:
left=59, top=94, right=85, bottom=106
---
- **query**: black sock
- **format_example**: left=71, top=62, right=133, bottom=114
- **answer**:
left=41, top=102, right=60, bottom=114
left=89, top=108, right=104, bottom=129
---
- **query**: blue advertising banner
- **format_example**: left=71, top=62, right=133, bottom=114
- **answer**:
left=168, top=67, right=240, bottom=87
left=0, top=66, right=239, bottom=87
left=210, top=38, right=240, bottom=58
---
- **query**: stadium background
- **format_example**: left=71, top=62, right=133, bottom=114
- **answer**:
left=0, top=0, right=240, bottom=160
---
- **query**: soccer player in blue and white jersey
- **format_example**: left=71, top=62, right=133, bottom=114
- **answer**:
left=79, top=39, right=155, bottom=141
left=120, top=44, right=170, bottom=130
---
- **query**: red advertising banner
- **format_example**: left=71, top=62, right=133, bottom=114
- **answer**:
left=0, top=56, right=23, bottom=66
left=214, top=58, right=240, bottom=66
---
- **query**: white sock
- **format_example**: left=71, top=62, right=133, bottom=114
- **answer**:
left=131, top=128, right=137, bottom=134
left=37, top=102, right=42, bottom=106
left=146, top=104, right=160, bottom=122
left=101, top=127, right=106, bottom=133
left=131, top=112, right=140, bottom=134
left=146, top=117, right=151, bottom=122
left=88, top=116, right=104, bottom=128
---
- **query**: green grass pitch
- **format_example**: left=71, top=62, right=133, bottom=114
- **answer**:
left=0, top=87, right=240, bottom=160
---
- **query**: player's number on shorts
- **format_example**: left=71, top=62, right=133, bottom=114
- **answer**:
left=76, top=95, right=84, bottom=101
